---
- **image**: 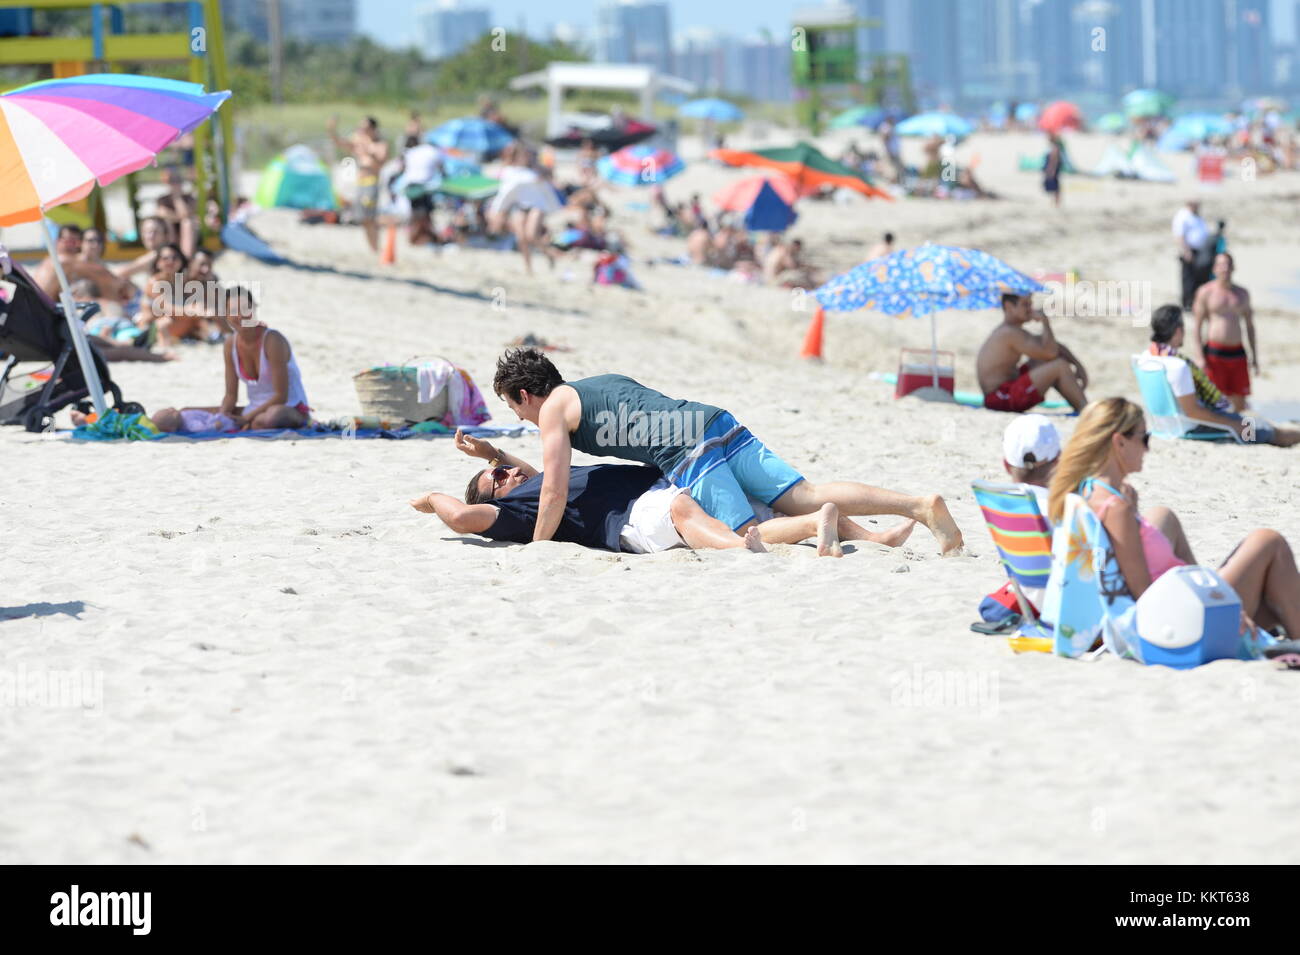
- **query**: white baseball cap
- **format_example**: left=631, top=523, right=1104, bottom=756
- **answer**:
left=1003, top=414, right=1061, bottom=469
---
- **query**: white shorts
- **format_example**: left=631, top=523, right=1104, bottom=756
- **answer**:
left=619, top=479, right=688, bottom=554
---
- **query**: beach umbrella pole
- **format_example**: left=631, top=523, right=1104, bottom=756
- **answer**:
left=42, top=220, right=109, bottom=418
left=929, top=314, right=940, bottom=389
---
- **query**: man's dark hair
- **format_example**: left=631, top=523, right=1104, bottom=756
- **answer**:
left=1001, top=292, right=1023, bottom=308
left=1218, top=251, right=1234, bottom=269
left=493, top=348, right=563, bottom=403
left=225, top=284, right=258, bottom=311
left=365, top=116, right=379, bottom=131
left=465, top=469, right=488, bottom=505
left=1150, top=304, right=1184, bottom=343
left=58, top=224, right=84, bottom=240
left=884, top=231, right=894, bottom=243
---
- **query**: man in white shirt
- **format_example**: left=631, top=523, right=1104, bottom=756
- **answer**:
left=1171, top=199, right=1211, bottom=310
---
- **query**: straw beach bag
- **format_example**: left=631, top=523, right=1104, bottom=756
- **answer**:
left=353, top=357, right=450, bottom=424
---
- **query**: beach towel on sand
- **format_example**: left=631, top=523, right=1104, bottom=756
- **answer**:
left=68, top=418, right=534, bottom=443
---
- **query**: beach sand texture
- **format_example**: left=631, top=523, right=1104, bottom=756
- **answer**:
left=2, top=130, right=1299, bottom=863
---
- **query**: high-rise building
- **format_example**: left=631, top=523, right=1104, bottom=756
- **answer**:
left=1152, top=0, right=1226, bottom=97
left=1232, top=1, right=1273, bottom=93
left=418, top=1, right=492, bottom=59
left=222, top=0, right=269, bottom=40
left=738, top=36, right=793, bottom=101
left=596, top=1, right=674, bottom=75
left=1025, top=0, right=1077, bottom=99
left=907, top=0, right=961, bottom=106
left=222, top=0, right=356, bottom=45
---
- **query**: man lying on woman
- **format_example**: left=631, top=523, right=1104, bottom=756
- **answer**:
left=409, top=430, right=916, bottom=557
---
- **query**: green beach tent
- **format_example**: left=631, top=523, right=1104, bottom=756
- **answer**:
left=255, top=145, right=338, bottom=211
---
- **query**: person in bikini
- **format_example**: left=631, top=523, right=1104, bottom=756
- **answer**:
left=1049, top=397, right=1300, bottom=638
left=977, top=293, right=1088, bottom=413
left=488, top=348, right=961, bottom=554
left=1189, top=252, right=1256, bottom=411
left=409, top=429, right=916, bottom=557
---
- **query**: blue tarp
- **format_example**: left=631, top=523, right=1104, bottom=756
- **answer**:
left=742, top=180, right=797, bottom=232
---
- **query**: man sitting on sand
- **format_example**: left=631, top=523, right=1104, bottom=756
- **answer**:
left=977, top=293, right=1088, bottom=413
left=489, top=348, right=963, bottom=554
left=763, top=238, right=818, bottom=287
left=409, top=429, right=916, bottom=556
left=1145, top=304, right=1298, bottom=447
left=1189, top=252, right=1256, bottom=411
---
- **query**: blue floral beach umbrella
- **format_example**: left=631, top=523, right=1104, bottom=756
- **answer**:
left=597, top=144, right=685, bottom=185
left=812, top=243, right=1044, bottom=387
left=425, top=117, right=514, bottom=157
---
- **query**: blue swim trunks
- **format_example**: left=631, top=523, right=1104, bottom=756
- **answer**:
left=665, top=411, right=805, bottom=530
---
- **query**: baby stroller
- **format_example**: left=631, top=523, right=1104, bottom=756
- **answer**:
left=0, top=261, right=141, bottom=432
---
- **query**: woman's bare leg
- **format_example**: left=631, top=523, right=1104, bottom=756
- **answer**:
left=670, top=493, right=765, bottom=552
left=1219, top=529, right=1300, bottom=636
left=1145, top=505, right=1196, bottom=564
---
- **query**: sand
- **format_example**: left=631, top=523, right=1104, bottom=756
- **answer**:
left=2, top=130, right=1299, bottom=863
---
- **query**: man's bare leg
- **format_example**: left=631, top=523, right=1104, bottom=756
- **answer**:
left=670, top=493, right=766, bottom=552
left=1028, top=357, right=1087, bottom=411
left=774, top=481, right=962, bottom=555
left=364, top=219, right=380, bottom=253
left=837, top=516, right=917, bottom=548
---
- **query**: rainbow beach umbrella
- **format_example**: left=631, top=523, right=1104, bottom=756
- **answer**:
left=597, top=144, right=685, bottom=186
left=0, top=73, right=231, bottom=414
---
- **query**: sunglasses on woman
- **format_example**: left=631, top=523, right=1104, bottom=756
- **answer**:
left=1126, top=428, right=1151, bottom=449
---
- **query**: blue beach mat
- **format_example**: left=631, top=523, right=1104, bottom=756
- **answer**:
left=67, top=411, right=536, bottom=443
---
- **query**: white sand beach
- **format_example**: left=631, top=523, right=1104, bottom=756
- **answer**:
left=3, top=130, right=1299, bottom=864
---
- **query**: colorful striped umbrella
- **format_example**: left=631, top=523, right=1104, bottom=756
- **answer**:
left=711, top=174, right=801, bottom=210
left=597, top=144, right=685, bottom=186
left=0, top=73, right=230, bottom=415
left=710, top=142, right=891, bottom=199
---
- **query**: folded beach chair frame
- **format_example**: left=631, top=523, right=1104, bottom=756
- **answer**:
left=0, top=263, right=135, bottom=432
left=1130, top=354, right=1243, bottom=444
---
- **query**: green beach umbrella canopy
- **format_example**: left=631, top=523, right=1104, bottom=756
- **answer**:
left=711, top=141, right=891, bottom=198
left=1123, top=88, right=1174, bottom=119
left=1095, top=112, right=1127, bottom=133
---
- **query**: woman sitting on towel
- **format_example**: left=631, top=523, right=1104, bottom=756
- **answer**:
left=199, top=285, right=311, bottom=431
left=1048, top=397, right=1300, bottom=637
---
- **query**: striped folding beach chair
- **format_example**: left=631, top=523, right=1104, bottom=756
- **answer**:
left=971, top=480, right=1055, bottom=647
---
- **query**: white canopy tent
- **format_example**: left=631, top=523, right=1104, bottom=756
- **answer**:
left=508, top=62, right=697, bottom=138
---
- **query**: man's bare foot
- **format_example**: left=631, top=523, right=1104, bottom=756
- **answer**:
left=743, top=525, right=767, bottom=553
left=816, top=502, right=843, bottom=557
left=409, top=493, right=436, bottom=514
left=70, top=410, right=89, bottom=427
left=918, top=493, right=963, bottom=555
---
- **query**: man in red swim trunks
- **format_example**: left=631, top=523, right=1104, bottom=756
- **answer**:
left=1189, top=252, right=1255, bottom=411
left=977, top=293, right=1089, bottom=413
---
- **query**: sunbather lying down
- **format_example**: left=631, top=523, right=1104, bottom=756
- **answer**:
left=409, top=429, right=916, bottom=556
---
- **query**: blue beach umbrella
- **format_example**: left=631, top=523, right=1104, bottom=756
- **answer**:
left=1015, top=102, right=1040, bottom=124
left=813, top=243, right=1044, bottom=389
left=679, top=98, right=744, bottom=122
left=895, top=111, right=974, bottom=140
left=741, top=180, right=797, bottom=232
left=425, top=117, right=514, bottom=157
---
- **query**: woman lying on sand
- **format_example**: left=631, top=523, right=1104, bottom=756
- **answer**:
left=1049, top=397, right=1300, bottom=637
left=409, top=430, right=915, bottom=556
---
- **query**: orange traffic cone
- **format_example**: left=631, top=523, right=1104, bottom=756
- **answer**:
left=380, top=222, right=398, bottom=265
left=800, top=306, right=825, bottom=360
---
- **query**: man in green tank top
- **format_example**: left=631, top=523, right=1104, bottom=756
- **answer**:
left=491, top=348, right=963, bottom=553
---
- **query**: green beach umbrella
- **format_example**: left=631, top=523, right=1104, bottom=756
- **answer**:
left=1096, top=112, right=1127, bottom=134
left=712, top=141, right=891, bottom=198
left=1123, top=88, right=1174, bottom=119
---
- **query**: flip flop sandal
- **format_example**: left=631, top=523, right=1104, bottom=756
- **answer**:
left=1272, top=654, right=1300, bottom=671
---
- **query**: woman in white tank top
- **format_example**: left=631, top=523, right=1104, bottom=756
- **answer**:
left=219, top=286, right=311, bottom=430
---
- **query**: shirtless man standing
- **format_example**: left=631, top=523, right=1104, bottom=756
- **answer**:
left=328, top=115, right=390, bottom=254
left=977, top=293, right=1088, bottom=413
left=1189, top=252, right=1255, bottom=411
left=33, top=225, right=135, bottom=307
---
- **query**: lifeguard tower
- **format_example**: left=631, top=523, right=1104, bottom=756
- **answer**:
left=791, top=4, right=913, bottom=134
left=0, top=0, right=233, bottom=253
